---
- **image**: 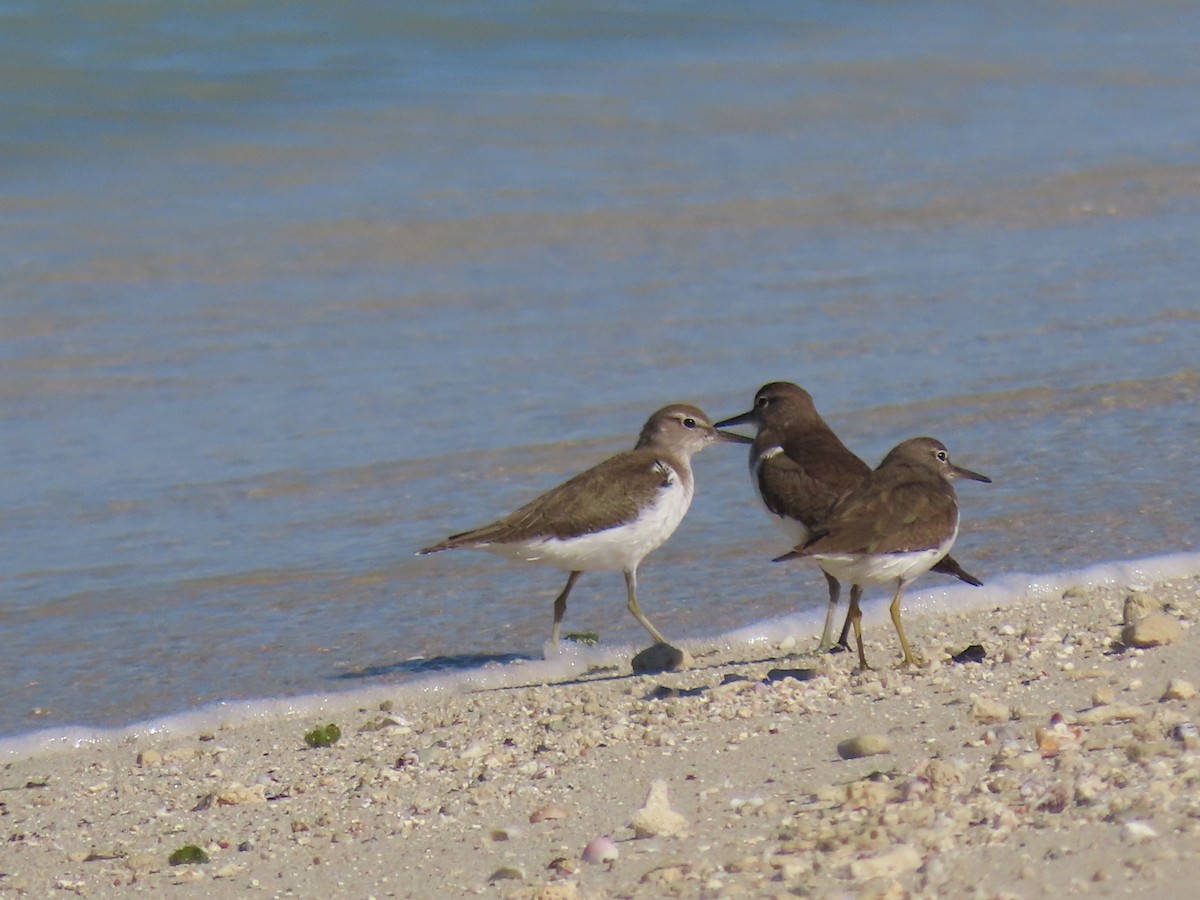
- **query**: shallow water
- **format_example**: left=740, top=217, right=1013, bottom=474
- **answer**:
left=3, top=0, right=1199, bottom=739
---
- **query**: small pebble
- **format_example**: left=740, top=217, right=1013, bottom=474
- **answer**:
left=971, top=698, right=1012, bottom=724
left=836, top=734, right=893, bottom=760
left=1077, top=704, right=1146, bottom=725
left=1122, top=612, right=1181, bottom=648
left=1123, top=591, right=1160, bottom=625
left=1163, top=679, right=1197, bottom=701
left=136, top=750, right=163, bottom=767
left=848, top=844, right=922, bottom=881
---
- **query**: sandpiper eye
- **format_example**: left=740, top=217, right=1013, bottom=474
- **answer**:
left=682, top=417, right=697, bottom=429
left=936, top=449, right=949, bottom=462
left=755, top=396, right=768, bottom=408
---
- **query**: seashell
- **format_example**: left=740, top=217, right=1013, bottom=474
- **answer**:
left=549, top=856, right=580, bottom=876
left=581, top=835, right=619, bottom=864
left=1120, top=821, right=1157, bottom=842
left=458, top=742, right=488, bottom=761
left=1174, top=721, right=1199, bottom=742
left=1035, top=728, right=1060, bottom=758
left=529, top=804, right=568, bottom=824
left=488, top=865, right=525, bottom=881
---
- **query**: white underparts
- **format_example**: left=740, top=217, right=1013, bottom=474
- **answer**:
left=483, top=464, right=693, bottom=572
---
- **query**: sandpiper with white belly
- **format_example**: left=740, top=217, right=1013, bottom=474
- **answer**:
left=775, top=435, right=991, bottom=669
left=419, top=404, right=750, bottom=648
left=716, top=382, right=983, bottom=653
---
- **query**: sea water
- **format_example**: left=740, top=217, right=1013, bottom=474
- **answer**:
left=3, top=0, right=1199, bottom=743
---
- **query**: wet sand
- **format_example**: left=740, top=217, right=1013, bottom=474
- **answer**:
left=4, top=574, right=1200, bottom=898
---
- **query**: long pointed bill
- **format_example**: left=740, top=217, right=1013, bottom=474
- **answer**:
left=951, top=464, right=991, bottom=483
left=715, top=428, right=753, bottom=444
left=714, top=409, right=755, bottom=429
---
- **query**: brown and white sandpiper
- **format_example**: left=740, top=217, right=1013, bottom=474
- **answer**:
left=776, top=436, right=991, bottom=669
left=716, top=382, right=982, bottom=653
left=419, top=404, right=749, bottom=648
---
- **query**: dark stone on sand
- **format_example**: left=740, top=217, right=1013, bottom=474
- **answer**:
left=631, top=642, right=693, bottom=675
left=645, top=684, right=708, bottom=700
left=952, top=644, right=987, bottom=664
left=765, top=667, right=821, bottom=683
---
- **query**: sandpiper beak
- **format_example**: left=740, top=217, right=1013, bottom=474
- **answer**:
left=951, top=464, right=992, bottom=484
left=714, top=409, right=754, bottom=429
left=715, top=428, right=754, bottom=444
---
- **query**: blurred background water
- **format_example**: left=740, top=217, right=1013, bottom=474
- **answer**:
left=2, top=0, right=1199, bottom=738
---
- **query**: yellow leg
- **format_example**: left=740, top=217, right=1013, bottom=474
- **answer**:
left=889, top=581, right=925, bottom=667
left=625, top=569, right=668, bottom=645
left=848, top=585, right=871, bottom=671
left=836, top=584, right=858, bottom=650
left=550, top=571, right=581, bottom=645
left=815, top=571, right=841, bottom=652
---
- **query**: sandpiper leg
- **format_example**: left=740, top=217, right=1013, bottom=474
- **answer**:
left=836, top=585, right=857, bottom=651
left=847, top=584, right=871, bottom=671
left=889, top=580, right=924, bottom=667
left=815, top=571, right=841, bottom=652
left=624, top=569, right=668, bottom=645
left=550, top=571, right=582, bottom=645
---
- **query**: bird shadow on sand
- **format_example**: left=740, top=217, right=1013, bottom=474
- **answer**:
left=451, top=646, right=828, bottom=696
left=332, top=652, right=536, bottom=681
left=331, top=641, right=835, bottom=691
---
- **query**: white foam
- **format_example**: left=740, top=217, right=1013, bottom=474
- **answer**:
left=715, top=551, right=1200, bottom=648
left=0, top=641, right=633, bottom=762
left=4, top=551, right=1199, bottom=762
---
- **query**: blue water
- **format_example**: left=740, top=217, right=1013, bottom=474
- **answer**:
left=3, top=0, right=1199, bottom=739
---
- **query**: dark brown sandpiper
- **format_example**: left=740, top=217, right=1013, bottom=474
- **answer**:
left=419, top=404, right=750, bottom=649
left=776, top=436, right=991, bottom=669
left=715, top=382, right=982, bottom=652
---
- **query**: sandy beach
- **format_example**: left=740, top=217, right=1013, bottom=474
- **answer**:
left=4, top=572, right=1200, bottom=899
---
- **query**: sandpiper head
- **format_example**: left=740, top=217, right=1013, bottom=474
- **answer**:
left=715, top=381, right=816, bottom=431
left=635, top=404, right=751, bottom=455
left=882, top=437, right=992, bottom=484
